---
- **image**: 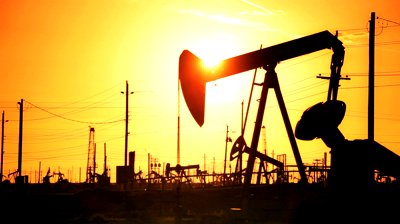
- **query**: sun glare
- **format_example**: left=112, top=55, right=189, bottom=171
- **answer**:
left=202, top=56, right=222, bottom=68
left=191, top=33, right=237, bottom=71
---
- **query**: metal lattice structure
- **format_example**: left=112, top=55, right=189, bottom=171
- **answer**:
left=86, top=127, right=96, bottom=183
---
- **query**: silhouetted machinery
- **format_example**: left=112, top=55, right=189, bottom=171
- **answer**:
left=165, top=163, right=200, bottom=184
left=179, top=30, right=400, bottom=189
left=43, top=168, right=53, bottom=184
left=295, top=100, right=400, bottom=189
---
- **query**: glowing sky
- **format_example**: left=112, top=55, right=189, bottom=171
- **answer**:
left=1, top=0, right=400, bottom=183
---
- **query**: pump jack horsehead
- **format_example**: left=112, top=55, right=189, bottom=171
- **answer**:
left=179, top=30, right=400, bottom=188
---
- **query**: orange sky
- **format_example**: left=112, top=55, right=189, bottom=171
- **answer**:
left=1, top=0, right=400, bottom=183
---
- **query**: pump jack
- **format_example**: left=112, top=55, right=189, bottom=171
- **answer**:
left=180, top=29, right=400, bottom=189
left=179, top=30, right=344, bottom=185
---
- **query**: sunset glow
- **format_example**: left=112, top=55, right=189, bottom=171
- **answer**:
left=0, top=0, right=400, bottom=185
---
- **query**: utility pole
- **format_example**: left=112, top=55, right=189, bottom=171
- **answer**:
left=104, top=143, right=107, bottom=175
left=368, top=12, right=375, bottom=142
left=224, top=125, right=232, bottom=178
left=177, top=78, right=181, bottom=165
left=38, top=161, right=41, bottom=184
left=262, top=125, right=267, bottom=172
left=147, top=153, right=151, bottom=185
left=1, top=111, right=8, bottom=182
left=203, top=153, right=206, bottom=171
left=121, top=80, right=134, bottom=166
left=17, top=99, right=23, bottom=178
left=241, top=100, right=244, bottom=135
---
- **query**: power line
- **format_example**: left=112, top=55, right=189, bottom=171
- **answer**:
left=319, top=71, right=400, bottom=77
left=377, top=17, right=400, bottom=26
left=341, top=83, right=400, bottom=89
left=52, top=81, right=126, bottom=108
left=345, top=40, right=400, bottom=48
left=348, top=73, right=400, bottom=77
left=24, top=100, right=124, bottom=125
left=337, top=17, right=400, bottom=33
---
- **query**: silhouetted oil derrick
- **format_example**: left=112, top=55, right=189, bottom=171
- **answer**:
left=86, top=127, right=96, bottom=183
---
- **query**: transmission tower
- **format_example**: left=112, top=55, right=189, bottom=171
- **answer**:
left=86, top=127, right=96, bottom=183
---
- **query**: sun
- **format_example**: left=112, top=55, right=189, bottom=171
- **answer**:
left=182, top=33, right=253, bottom=117
left=190, top=33, right=237, bottom=69
left=202, top=55, right=222, bottom=68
